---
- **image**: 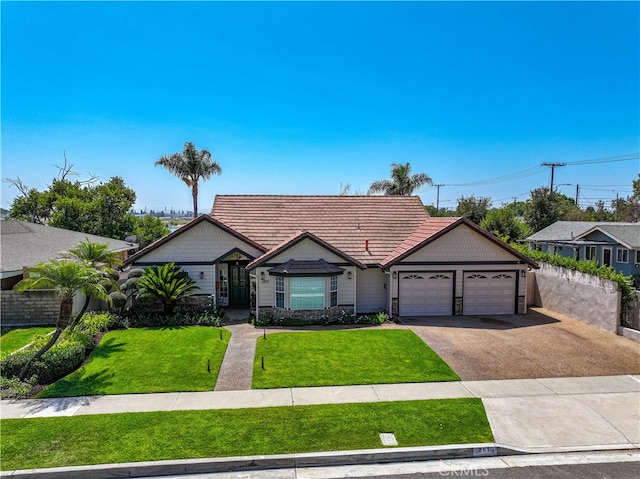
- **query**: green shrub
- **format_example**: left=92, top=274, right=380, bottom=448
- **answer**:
left=253, top=311, right=387, bottom=327
left=0, top=376, right=37, bottom=399
left=78, top=311, right=116, bottom=336
left=113, top=311, right=223, bottom=329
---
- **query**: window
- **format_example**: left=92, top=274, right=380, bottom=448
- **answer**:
left=330, top=275, right=338, bottom=307
left=637, top=251, right=640, bottom=264
left=290, top=277, right=325, bottom=309
left=585, top=246, right=597, bottom=261
left=617, top=248, right=629, bottom=264
left=275, top=276, right=285, bottom=308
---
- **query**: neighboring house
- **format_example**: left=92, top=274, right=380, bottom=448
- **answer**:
left=1, top=219, right=138, bottom=325
left=526, top=221, right=640, bottom=279
left=126, top=195, right=537, bottom=319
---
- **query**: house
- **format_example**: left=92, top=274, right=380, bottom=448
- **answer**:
left=526, top=221, right=640, bottom=280
left=125, top=195, right=538, bottom=319
left=1, top=219, right=138, bottom=325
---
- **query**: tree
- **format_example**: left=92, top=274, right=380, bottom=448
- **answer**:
left=523, top=187, right=585, bottom=233
left=13, top=260, right=112, bottom=379
left=136, top=262, right=199, bottom=315
left=368, top=162, right=432, bottom=196
left=155, top=142, right=222, bottom=217
left=133, top=215, right=170, bottom=248
left=456, top=195, right=492, bottom=225
left=480, top=208, right=530, bottom=242
left=62, top=240, right=123, bottom=328
left=611, top=174, right=640, bottom=222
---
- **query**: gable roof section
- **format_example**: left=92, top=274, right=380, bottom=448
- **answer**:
left=526, top=221, right=633, bottom=242
left=576, top=223, right=640, bottom=249
left=124, top=214, right=267, bottom=266
left=382, top=217, right=538, bottom=268
left=247, top=229, right=366, bottom=270
left=212, top=195, right=430, bottom=265
left=1, top=220, right=137, bottom=276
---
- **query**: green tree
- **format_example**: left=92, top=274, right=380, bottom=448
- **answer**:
left=133, top=215, right=170, bottom=248
left=13, top=260, right=112, bottom=379
left=368, top=162, right=432, bottom=196
left=523, top=187, right=586, bottom=233
left=611, top=174, right=640, bottom=222
left=455, top=195, right=492, bottom=225
left=481, top=208, right=530, bottom=242
left=62, top=240, right=123, bottom=328
left=136, top=262, right=199, bottom=315
left=155, top=142, right=222, bottom=217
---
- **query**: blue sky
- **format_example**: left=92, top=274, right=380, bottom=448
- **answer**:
left=2, top=1, right=639, bottom=214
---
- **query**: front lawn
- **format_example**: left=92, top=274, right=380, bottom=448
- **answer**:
left=38, top=326, right=230, bottom=397
left=0, top=326, right=55, bottom=355
left=1, top=398, right=492, bottom=470
left=253, top=329, right=460, bottom=388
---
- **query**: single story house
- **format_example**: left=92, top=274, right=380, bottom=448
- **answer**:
left=1, top=219, right=138, bottom=325
left=125, top=195, right=538, bottom=319
left=526, top=221, right=640, bottom=279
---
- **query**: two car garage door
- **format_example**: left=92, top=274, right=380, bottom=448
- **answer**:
left=399, top=271, right=516, bottom=316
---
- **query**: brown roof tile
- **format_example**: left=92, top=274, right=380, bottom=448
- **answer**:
left=212, top=195, right=430, bottom=265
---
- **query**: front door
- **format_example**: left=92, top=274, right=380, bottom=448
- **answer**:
left=602, top=248, right=612, bottom=267
left=230, top=264, right=249, bottom=306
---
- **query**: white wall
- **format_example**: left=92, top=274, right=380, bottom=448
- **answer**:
left=356, top=268, right=387, bottom=313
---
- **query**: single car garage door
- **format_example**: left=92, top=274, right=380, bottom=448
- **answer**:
left=399, top=273, right=453, bottom=316
left=463, top=272, right=515, bottom=315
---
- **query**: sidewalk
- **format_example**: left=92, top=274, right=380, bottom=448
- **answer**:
left=3, top=375, right=639, bottom=452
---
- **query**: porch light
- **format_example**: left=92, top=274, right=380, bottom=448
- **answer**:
left=260, top=271, right=265, bottom=281
left=200, top=271, right=205, bottom=279
left=347, top=271, right=352, bottom=280
left=392, top=271, right=397, bottom=279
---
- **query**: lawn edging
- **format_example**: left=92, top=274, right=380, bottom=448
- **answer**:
left=0, top=443, right=519, bottom=479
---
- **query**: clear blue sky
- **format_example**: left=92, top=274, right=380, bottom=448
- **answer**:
left=2, top=1, right=639, bottom=214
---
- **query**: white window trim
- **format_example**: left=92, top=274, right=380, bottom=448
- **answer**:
left=585, top=245, right=597, bottom=261
left=274, top=275, right=339, bottom=310
left=616, top=248, right=629, bottom=264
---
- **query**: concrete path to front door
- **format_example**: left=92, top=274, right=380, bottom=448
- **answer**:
left=214, top=320, right=263, bottom=391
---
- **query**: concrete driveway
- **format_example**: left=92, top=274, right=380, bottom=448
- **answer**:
left=401, top=307, right=640, bottom=380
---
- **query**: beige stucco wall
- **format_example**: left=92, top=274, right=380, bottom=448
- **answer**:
left=528, top=263, right=621, bottom=334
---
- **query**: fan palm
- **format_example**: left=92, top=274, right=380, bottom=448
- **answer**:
left=155, top=142, right=222, bottom=217
left=62, top=240, right=123, bottom=328
left=368, top=162, right=433, bottom=196
left=136, top=262, right=199, bottom=315
left=13, top=259, right=112, bottom=379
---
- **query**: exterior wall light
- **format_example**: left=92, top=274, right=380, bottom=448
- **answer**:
left=392, top=271, right=397, bottom=279
left=347, top=271, right=352, bottom=280
left=260, top=271, right=266, bottom=281
left=199, top=271, right=205, bottom=279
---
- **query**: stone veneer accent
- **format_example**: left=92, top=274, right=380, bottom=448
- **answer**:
left=259, top=305, right=354, bottom=321
left=391, top=298, right=398, bottom=316
left=517, top=296, right=526, bottom=314
left=454, top=297, right=463, bottom=316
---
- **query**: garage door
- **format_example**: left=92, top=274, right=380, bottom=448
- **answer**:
left=463, top=272, right=515, bottom=315
left=399, top=273, right=453, bottom=316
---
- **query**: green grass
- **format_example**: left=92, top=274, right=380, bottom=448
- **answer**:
left=0, top=398, right=492, bottom=470
left=0, top=326, right=55, bottom=355
left=37, top=326, right=230, bottom=397
left=253, top=329, right=460, bottom=388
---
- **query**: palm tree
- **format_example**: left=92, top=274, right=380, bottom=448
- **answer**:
left=62, top=240, right=123, bottom=328
left=368, top=162, right=433, bottom=196
left=155, top=142, right=222, bottom=217
left=13, top=260, right=112, bottom=379
left=136, top=262, right=199, bottom=315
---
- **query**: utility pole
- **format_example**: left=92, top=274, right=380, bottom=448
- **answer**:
left=575, top=184, right=579, bottom=205
left=434, top=184, right=443, bottom=213
left=541, top=162, right=566, bottom=192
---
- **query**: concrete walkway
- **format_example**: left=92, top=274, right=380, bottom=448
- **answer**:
left=3, top=375, right=639, bottom=453
left=214, top=322, right=262, bottom=391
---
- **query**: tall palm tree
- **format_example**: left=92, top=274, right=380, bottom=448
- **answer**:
left=155, top=142, right=222, bottom=217
left=14, top=260, right=112, bottom=379
left=368, top=162, right=433, bottom=196
left=62, top=240, right=123, bottom=328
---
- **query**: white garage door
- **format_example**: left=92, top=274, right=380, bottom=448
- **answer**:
left=463, top=272, right=515, bottom=315
left=399, top=273, right=453, bottom=316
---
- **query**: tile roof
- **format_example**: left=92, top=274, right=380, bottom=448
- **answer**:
left=212, top=195, right=430, bottom=265
left=1, top=220, right=137, bottom=275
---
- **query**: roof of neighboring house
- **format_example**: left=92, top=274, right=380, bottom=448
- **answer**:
left=577, top=224, right=640, bottom=249
left=526, top=221, right=639, bottom=245
left=0, top=220, right=137, bottom=276
left=124, top=214, right=267, bottom=266
left=212, top=195, right=430, bottom=264
left=382, top=217, right=538, bottom=268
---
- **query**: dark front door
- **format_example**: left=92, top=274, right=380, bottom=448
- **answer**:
left=230, top=265, right=249, bottom=306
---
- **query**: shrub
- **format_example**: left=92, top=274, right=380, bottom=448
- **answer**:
left=0, top=376, right=37, bottom=400
left=253, top=311, right=388, bottom=327
left=113, top=311, right=223, bottom=329
left=78, top=311, right=116, bottom=336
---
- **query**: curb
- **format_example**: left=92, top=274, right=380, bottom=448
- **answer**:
left=6, top=443, right=636, bottom=479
